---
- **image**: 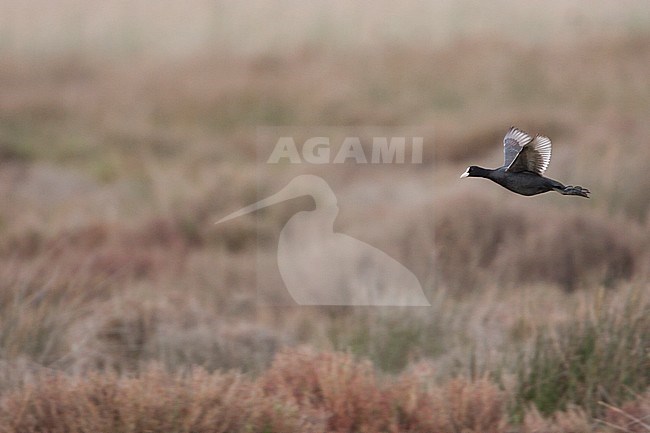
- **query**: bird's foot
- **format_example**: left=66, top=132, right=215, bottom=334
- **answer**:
left=562, top=185, right=590, bottom=198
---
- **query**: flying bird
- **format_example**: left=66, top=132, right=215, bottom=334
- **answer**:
left=460, top=127, right=590, bottom=197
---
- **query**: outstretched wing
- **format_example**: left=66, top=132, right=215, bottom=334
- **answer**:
left=503, top=127, right=533, bottom=168
left=507, top=134, right=552, bottom=175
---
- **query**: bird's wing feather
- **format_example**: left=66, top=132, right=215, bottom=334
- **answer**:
left=503, top=127, right=533, bottom=167
left=507, top=134, right=553, bottom=175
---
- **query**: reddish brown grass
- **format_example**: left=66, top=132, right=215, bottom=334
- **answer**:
left=0, top=349, right=508, bottom=433
left=3, top=349, right=645, bottom=433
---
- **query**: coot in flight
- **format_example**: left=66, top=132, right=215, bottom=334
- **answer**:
left=460, top=127, right=590, bottom=198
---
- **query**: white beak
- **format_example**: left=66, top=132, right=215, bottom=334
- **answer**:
left=216, top=175, right=336, bottom=224
left=460, top=168, right=470, bottom=178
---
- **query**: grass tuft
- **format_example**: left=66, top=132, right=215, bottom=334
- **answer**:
left=514, top=287, right=650, bottom=419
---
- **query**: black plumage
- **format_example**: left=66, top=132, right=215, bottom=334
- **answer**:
left=460, top=127, right=590, bottom=198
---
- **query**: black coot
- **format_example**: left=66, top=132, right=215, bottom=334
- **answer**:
left=460, top=127, right=590, bottom=198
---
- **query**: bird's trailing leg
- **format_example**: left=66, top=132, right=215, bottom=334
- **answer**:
left=557, top=185, right=590, bottom=198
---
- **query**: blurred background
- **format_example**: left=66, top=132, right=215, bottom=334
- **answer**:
left=1, top=0, right=649, bottom=430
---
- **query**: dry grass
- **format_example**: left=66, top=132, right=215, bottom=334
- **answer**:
left=0, top=349, right=507, bottom=433
left=434, top=191, right=643, bottom=291
left=0, top=349, right=647, bottom=432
